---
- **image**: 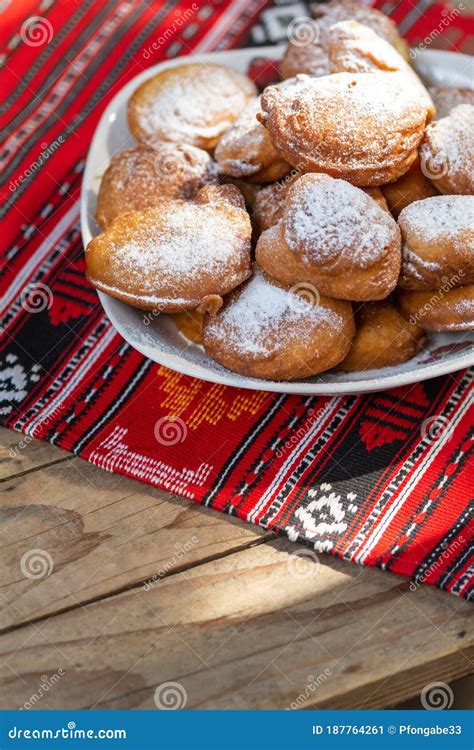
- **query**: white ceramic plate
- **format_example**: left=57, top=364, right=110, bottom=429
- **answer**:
left=81, top=46, right=474, bottom=395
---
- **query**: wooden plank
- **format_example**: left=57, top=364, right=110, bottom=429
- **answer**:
left=0, top=451, right=268, bottom=630
left=0, top=427, right=72, bottom=481
left=0, top=538, right=471, bottom=710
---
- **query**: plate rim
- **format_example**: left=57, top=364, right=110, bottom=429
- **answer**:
left=81, top=46, right=474, bottom=396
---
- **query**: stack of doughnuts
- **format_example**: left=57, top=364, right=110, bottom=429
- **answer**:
left=86, top=6, right=473, bottom=382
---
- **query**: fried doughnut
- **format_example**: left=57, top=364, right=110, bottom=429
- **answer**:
left=327, top=21, right=434, bottom=120
left=363, top=186, right=389, bottom=212
left=171, top=310, right=204, bottom=344
left=280, top=0, right=408, bottom=80
left=215, top=98, right=289, bottom=183
left=429, top=86, right=474, bottom=119
left=316, top=0, right=409, bottom=58
left=128, top=63, right=257, bottom=152
left=398, top=196, right=474, bottom=290
left=381, top=157, right=438, bottom=219
left=397, top=286, right=474, bottom=331
left=96, top=145, right=217, bottom=229
left=338, top=300, right=426, bottom=371
left=202, top=270, right=355, bottom=381
left=258, top=72, right=428, bottom=186
left=252, top=181, right=387, bottom=239
left=255, top=174, right=401, bottom=301
left=86, top=185, right=252, bottom=312
left=419, top=105, right=474, bottom=195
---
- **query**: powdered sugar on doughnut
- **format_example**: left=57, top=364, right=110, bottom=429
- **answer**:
left=133, top=64, right=256, bottom=145
left=204, top=271, right=338, bottom=357
left=284, top=176, right=396, bottom=269
left=399, top=195, right=474, bottom=245
left=420, top=104, right=474, bottom=186
left=109, top=203, right=247, bottom=288
left=215, top=98, right=266, bottom=176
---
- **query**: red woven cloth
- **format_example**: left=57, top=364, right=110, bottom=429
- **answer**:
left=1, top=0, right=473, bottom=598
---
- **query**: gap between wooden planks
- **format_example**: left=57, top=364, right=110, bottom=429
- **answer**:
left=0, top=427, right=472, bottom=709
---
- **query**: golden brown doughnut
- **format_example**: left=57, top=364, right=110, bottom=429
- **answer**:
left=171, top=310, right=204, bottom=344
left=215, top=98, right=289, bottom=183
left=398, top=196, right=474, bottom=290
left=86, top=185, right=252, bottom=312
left=128, top=63, right=256, bottom=152
left=397, top=286, right=474, bottom=331
left=255, top=173, right=401, bottom=301
left=202, top=269, right=355, bottom=381
left=381, top=156, right=438, bottom=219
left=337, top=299, right=426, bottom=371
left=327, top=21, right=434, bottom=120
left=429, top=86, right=474, bottom=119
left=280, top=0, right=408, bottom=80
left=96, top=145, right=217, bottom=229
left=315, top=0, right=409, bottom=58
left=419, top=104, right=474, bottom=195
left=258, top=72, right=428, bottom=186
left=252, top=181, right=287, bottom=237
left=362, top=186, right=389, bottom=212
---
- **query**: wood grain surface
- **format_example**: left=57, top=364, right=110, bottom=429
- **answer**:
left=0, top=427, right=472, bottom=710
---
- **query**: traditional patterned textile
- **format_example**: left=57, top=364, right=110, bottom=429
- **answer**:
left=1, top=0, right=473, bottom=598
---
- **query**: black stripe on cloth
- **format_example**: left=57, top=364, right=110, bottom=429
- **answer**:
left=71, top=355, right=154, bottom=455
left=201, top=393, right=288, bottom=508
left=2, top=2, right=176, bottom=214
left=222, top=395, right=319, bottom=514
left=414, top=504, right=473, bottom=592
left=1, top=1, right=142, bottom=184
left=0, top=0, right=95, bottom=118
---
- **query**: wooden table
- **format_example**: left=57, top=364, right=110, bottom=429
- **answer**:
left=0, top=426, right=472, bottom=710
